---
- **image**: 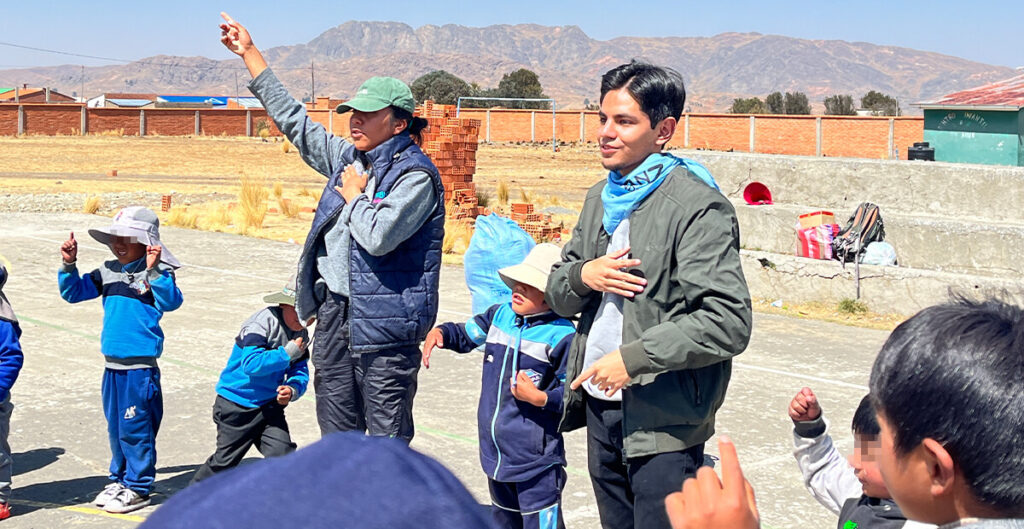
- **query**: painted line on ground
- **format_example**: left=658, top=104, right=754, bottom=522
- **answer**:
left=732, top=363, right=869, bottom=392
left=11, top=497, right=146, bottom=523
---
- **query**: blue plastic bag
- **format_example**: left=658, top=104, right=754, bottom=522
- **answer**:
left=464, top=214, right=535, bottom=315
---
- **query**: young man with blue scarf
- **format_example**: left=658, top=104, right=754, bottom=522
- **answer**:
left=547, top=60, right=752, bottom=529
left=219, top=13, right=444, bottom=442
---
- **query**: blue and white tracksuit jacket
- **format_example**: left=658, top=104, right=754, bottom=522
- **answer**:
left=438, top=303, right=574, bottom=483
left=216, top=306, right=309, bottom=409
left=58, top=257, right=183, bottom=494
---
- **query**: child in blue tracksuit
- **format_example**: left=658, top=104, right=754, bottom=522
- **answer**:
left=422, top=243, right=574, bottom=529
left=58, top=207, right=183, bottom=514
left=190, top=277, right=311, bottom=484
left=0, top=265, right=25, bottom=521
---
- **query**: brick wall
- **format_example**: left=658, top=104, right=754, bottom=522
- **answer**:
left=752, top=115, right=817, bottom=156
left=0, top=106, right=17, bottom=135
left=145, top=109, right=195, bottom=136
left=0, top=103, right=924, bottom=160
left=21, top=104, right=81, bottom=135
left=87, top=108, right=141, bottom=135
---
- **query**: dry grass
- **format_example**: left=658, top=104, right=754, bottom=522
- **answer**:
left=496, top=181, right=510, bottom=204
left=282, top=140, right=292, bottom=154
left=237, top=177, right=268, bottom=231
left=82, top=196, right=102, bottom=214
left=166, top=207, right=199, bottom=229
left=273, top=181, right=284, bottom=199
left=278, top=197, right=301, bottom=218
left=518, top=187, right=532, bottom=203
left=752, top=297, right=905, bottom=330
left=298, top=187, right=322, bottom=202
left=442, top=218, right=473, bottom=255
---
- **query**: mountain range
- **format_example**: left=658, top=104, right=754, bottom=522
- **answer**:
left=0, top=22, right=1016, bottom=112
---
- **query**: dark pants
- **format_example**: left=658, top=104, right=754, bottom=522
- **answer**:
left=313, top=293, right=421, bottom=442
left=489, top=465, right=567, bottom=529
left=102, top=367, right=163, bottom=495
left=586, top=396, right=705, bottom=529
left=190, top=395, right=295, bottom=484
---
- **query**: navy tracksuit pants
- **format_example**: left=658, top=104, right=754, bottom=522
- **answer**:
left=489, top=465, right=566, bottom=529
left=102, top=367, right=162, bottom=495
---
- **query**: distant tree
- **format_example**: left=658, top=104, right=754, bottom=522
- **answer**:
left=730, top=97, right=768, bottom=114
left=861, top=90, right=900, bottom=116
left=784, top=92, right=811, bottom=114
left=410, top=70, right=472, bottom=106
left=823, top=94, right=856, bottom=115
left=496, top=68, right=549, bottom=109
left=765, top=92, right=785, bottom=114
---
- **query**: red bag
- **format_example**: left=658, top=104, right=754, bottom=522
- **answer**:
left=796, top=223, right=839, bottom=259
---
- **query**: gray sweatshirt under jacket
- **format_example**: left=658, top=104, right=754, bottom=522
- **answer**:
left=248, top=68, right=437, bottom=298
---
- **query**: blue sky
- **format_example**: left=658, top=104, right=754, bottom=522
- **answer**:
left=2, top=0, right=1022, bottom=69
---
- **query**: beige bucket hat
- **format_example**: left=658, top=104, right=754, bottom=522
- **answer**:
left=497, top=243, right=563, bottom=293
left=88, top=206, right=181, bottom=269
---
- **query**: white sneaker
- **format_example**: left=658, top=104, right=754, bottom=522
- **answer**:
left=103, top=488, right=151, bottom=514
left=93, top=482, right=125, bottom=507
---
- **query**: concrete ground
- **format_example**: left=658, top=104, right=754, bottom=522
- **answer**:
left=0, top=213, right=889, bottom=528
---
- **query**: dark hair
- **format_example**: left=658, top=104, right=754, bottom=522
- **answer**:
left=600, top=60, right=686, bottom=128
left=391, top=107, right=429, bottom=145
left=851, top=394, right=879, bottom=436
left=869, top=296, right=1024, bottom=514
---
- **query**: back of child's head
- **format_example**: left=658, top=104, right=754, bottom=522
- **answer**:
left=869, top=296, right=1024, bottom=515
left=850, top=394, right=879, bottom=437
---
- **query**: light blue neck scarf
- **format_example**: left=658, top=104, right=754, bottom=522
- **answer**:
left=601, top=153, right=720, bottom=234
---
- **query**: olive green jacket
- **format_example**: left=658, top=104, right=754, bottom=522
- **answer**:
left=546, top=166, right=752, bottom=458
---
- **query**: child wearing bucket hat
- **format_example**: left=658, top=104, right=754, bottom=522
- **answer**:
left=422, top=243, right=575, bottom=529
left=0, top=266, right=25, bottom=521
left=57, top=206, right=183, bottom=514
left=190, top=276, right=312, bottom=484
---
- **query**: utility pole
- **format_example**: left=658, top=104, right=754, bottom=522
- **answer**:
left=80, top=65, right=85, bottom=103
left=234, top=70, right=239, bottom=104
left=310, top=60, right=315, bottom=107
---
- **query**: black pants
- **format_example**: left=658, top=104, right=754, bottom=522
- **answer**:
left=586, top=396, right=705, bottom=529
left=313, top=293, right=421, bottom=442
left=190, top=395, right=296, bottom=484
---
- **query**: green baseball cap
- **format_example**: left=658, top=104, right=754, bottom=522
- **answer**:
left=336, top=77, right=416, bottom=114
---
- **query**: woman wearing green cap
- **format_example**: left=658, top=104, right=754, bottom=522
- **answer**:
left=219, top=13, right=444, bottom=443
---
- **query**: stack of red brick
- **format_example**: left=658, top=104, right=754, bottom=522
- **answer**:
left=509, top=203, right=562, bottom=242
left=417, top=101, right=482, bottom=220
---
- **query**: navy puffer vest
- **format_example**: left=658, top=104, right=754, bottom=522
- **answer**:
left=296, top=132, right=444, bottom=352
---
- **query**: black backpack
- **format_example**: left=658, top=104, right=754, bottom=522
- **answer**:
left=832, top=203, right=885, bottom=263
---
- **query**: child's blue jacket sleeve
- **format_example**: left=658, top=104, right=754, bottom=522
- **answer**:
left=237, top=329, right=293, bottom=378
left=147, top=267, right=183, bottom=312
left=0, top=321, right=24, bottom=401
left=284, top=359, right=310, bottom=400
left=438, top=304, right=501, bottom=354
left=542, top=334, right=572, bottom=414
left=58, top=264, right=101, bottom=303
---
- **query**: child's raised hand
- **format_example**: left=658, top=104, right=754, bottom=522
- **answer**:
left=421, top=328, right=443, bottom=368
left=510, top=371, right=548, bottom=407
left=276, top=385, right=294, bottom=406
left=219, top=12, right=253, bottom=57
left=789, top=387, right=821, bottom=422
left=61, top=231, right=78, bottom=263
left=146, top=245, right=162, bottom=269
